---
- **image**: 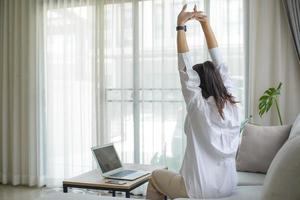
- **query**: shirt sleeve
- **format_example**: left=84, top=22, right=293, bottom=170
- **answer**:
left=209, top=47, right=236, bottom=96
left=178, top=52, right=204, bottom=111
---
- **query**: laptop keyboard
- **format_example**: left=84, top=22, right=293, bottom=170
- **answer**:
left=111, top=170, right=136, bottom=177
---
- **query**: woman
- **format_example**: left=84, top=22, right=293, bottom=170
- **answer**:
left=146, top=4, right=241, bottom=199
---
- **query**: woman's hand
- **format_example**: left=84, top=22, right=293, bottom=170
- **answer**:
left=193, top=5, right=208, bottom=24
left=177, top=4, right=195, bottom=26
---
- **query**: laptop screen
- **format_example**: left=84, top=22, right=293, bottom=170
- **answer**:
left=92, top=145, right=122, bottom=173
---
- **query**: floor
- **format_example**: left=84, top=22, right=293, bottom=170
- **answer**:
left=0, top=185, right=145, bottom=200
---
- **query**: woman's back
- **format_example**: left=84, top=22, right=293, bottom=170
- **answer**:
left=180, top=98, right=240, bottom=198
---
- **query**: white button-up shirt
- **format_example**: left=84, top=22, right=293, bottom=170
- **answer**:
left=178, top=47, right=241, bottom=198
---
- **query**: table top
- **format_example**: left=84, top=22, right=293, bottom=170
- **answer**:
left=63, top=164, right=167, bottom=190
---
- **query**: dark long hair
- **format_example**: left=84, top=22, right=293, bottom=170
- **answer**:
left=193, top=61, right=238, bottom=119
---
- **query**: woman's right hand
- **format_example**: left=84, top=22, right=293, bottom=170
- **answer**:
left=177, top=4, right=195, bottom=26
left=193, top=5, right=208, bottom=24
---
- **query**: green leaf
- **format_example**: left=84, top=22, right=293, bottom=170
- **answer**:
left=266, top=88, right=275, bottom=96
left=259, top=103, right=264, bottom=110
left=259, top=95, right=268, bottom=101
left=265, top=98, right=273, bottom=113
left=258, top=83, right=283, bottom=119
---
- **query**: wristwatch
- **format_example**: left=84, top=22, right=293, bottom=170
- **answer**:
left=176, top=25, right=187, bottom=32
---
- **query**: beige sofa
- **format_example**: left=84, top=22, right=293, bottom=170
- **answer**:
left=176, top=114, right=300, bottom=200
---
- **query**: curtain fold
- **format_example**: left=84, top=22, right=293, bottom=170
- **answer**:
left=0, top=0, right=45, bottom=186
left=282, top=0, right=300, bottom=62
left=249, top=0, right=300, bottom=126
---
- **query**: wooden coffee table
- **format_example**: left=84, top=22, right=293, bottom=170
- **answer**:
left=63, top=164, right=167, bottom=198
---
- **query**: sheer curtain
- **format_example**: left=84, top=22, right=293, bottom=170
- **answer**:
left=42, top=0, right=98, bottom=186
left=41, top=0, right=245, bottom=186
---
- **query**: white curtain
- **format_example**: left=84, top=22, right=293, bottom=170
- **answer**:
left=0, top=0, right=45, bottom=186
left=41, top=0, right=98, bottom=186
left=249, top=0, right=300, bottom=126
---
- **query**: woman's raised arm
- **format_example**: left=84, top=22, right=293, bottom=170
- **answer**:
left=194, top=5, right=218, bottom=49
left=177, top=4, right=194, bottom=53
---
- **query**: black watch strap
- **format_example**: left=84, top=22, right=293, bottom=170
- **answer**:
left=176, top=25, right=186, bottom=32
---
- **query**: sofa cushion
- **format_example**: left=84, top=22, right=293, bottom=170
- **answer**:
left=175, top=186, right=263, bottom=200
left=289, top=113, right=300, bottom=139
left=236, top=123, right=291, bottom=173
left=237, top=171, right=265, bottom=186
left=262, top=136, right=300, bottom=200
left=37, top=193, right=127, bottom=200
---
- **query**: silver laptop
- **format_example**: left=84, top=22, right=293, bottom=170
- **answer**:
left=91, top=144, right=149, bottom=181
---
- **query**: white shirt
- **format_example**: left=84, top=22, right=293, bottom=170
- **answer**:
left=178, top=47, right=241, bottom=199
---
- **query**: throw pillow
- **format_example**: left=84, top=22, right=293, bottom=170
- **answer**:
left=236, top=123, right=291, bottom=173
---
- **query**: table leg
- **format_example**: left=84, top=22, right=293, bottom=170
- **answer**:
left=63, top=186, right=68, bottom=193
left=112, top=190, right=116, bottom=197
left=125, top=191, right=130, bottom=198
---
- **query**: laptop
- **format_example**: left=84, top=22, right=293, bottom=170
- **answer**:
left=91, top=144, right=149, bottom=181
